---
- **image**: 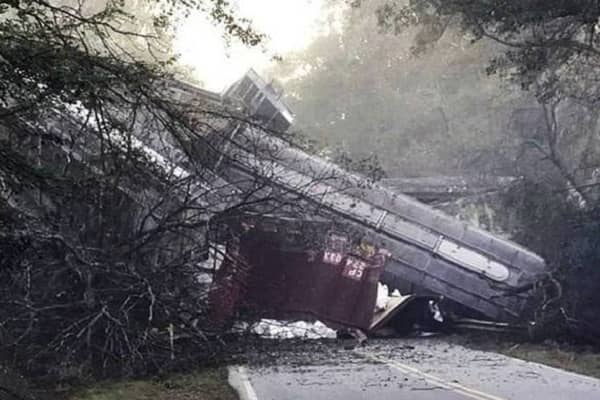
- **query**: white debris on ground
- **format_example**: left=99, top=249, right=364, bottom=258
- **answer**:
left=243, top=283, right=404, bottom=340
left=199, top=251, right=398, bottom=340
left=249, top=319, right=337, bottom=340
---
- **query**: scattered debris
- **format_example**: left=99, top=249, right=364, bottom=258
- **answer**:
left=191, top=70, right=554, bottom=342
left=209, top=214, right=388, bottom=332
left=207, top=212, right=537, bottom=341
left=248, top=320, right=337, bottom=340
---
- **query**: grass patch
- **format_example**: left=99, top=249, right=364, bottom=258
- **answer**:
left=69, top=368, right=237, bottom=400
left=500, top=343, right=600, bottom=379
left=448, top=333, right=600, bottom=379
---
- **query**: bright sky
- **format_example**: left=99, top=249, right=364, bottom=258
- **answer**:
left=175, top=0, right=342, bottom=92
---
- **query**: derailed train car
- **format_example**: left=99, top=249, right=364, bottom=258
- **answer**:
left=224, top=68, right=294, bottom=132
left=209, top=214, right=389, bottom=332
left=212, top=70, right=549, bottom=323
left=231, top=127, right=547, bottom=321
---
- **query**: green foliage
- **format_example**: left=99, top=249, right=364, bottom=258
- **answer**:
left=329, top=147, right=387, bottom=182
left=270, top=1, right=532, bottom=176
left=501, top=181, right=600, bottom=340
left=0, top=0, right=265, bottom=380
left=70, top=368, right=236, bottom=400
left=273, top=0, right=599, bottom=197
left=0, top=0, right=263, bottom=119
left=377, top=0, right=600, bottom=101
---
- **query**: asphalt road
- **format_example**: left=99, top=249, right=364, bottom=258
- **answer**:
left=229, top=338, right=600, bottom=400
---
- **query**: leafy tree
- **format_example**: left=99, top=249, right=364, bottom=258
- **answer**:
left=0, top=0, right=311, bottom=380
left=376, top=0, right=600, bottom=200
left=376, top=0, right=600, bottom=95
left=271, top=1, right=534, bottom=177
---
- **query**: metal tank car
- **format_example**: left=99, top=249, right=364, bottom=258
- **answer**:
left=211, top=70, right=550, bottom=322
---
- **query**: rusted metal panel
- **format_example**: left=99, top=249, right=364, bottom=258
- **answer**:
left=210, top=216, right=388, bottom=331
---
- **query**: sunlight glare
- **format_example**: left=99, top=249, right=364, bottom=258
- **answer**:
left=175, top=0, right=336, bottom=91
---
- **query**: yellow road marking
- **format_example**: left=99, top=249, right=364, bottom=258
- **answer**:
left=356, top=350, right=508, bottom=400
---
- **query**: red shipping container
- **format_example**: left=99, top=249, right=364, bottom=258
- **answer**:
left=209, top=216, right=388, bottom=331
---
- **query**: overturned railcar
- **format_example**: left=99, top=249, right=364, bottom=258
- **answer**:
left=224, top=68, right=294, bottom=133
left=215, top=145, right=546, bottom=321
left=229, top=128, right=547, bottom=321
left=209, top=214, right=388, bottom=331
left=211, top=69, right=548, bottom=322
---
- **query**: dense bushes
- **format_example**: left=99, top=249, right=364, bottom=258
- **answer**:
left=502, top=182, right=600, bottom=342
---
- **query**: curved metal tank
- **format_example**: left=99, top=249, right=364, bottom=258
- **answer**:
left=221, top=126, right=548, bottom=321
left=212, top=70, right=549, bottom=321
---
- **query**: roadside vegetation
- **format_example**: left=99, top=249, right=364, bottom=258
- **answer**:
left=68, top=368, right=236, bottom=400
left=0, top=0, right=269, bottom=391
